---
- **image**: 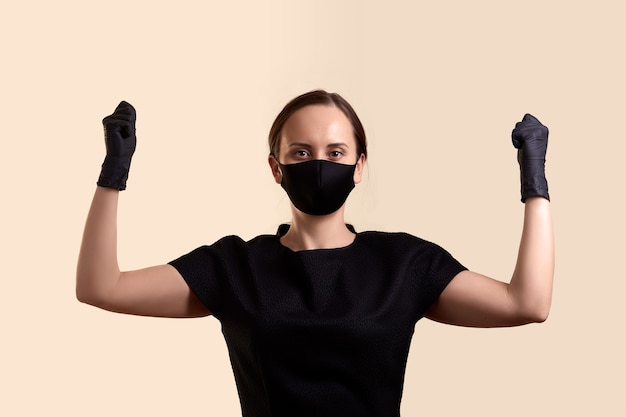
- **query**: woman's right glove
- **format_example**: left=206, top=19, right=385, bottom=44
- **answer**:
left=511, top=113, right=550, bottom=203
left=97, top=101, right=136, bottom=190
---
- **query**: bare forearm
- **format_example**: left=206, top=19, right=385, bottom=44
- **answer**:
left=508, top=197, right=554, bottom=321
left=73, top=102, right=209, bottom=318
left=76, top=187, right=121, bottom=304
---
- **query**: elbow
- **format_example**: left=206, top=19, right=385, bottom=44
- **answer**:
left=509, top=282, right=553, bottom=325
left=76, top=290, right=92, bottom=306
left=75, top=274, right=110, bottom=309
left=519, top=301, right=551, bottom=324
left=75, top=282, right=99, bottom=307
left=529, top=309, right=550, bottom=324
left=535, top=304, right=551, bottom=323
left=75, top=272, right=90, bottom=304
left=76, top=287, right=111, bottom=311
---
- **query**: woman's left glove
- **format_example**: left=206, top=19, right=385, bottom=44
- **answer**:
left=97, top=101, right=137, bottom=190
left=512, top=113, right=549, bottom=203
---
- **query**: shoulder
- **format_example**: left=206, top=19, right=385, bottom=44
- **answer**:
left=356, top=230, right=461, bottom=267
left=357, top=230, right=442, bottom=252
left=171, top=232, right=279, bottom=263
left=198, top=232, right=279, bottom=249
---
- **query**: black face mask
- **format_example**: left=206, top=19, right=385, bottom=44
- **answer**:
left=278, top=159, right=357, bottom=216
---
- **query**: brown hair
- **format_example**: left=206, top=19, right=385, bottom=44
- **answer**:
left=268, top=90, right=367, bottom=160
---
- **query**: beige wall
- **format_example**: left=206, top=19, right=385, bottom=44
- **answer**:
left=1, top=0, right=624, bottom=415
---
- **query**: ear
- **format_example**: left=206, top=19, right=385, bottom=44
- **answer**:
left=353, top=153, right=366, bottom=184
left=268, top=155, right=283, bottom=184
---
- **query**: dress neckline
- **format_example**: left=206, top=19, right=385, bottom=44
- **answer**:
left=275, top=224, right=358, bottom=254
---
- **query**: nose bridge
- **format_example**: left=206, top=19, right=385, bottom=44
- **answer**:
left=313, top=147, right=327, bottom=160
left=302, top=139, right=326, bottom=160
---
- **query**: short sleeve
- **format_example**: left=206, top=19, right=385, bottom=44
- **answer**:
left=410, top=239, right=467, bottom=316
left=168, top=237, right=242, bottom=317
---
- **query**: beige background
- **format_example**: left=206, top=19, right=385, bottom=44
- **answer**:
left=1, top=0, right=624, bottom=415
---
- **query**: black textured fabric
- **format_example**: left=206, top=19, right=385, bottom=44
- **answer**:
left=169, top=225, right=466, bottom=417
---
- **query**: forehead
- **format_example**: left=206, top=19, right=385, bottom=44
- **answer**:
left=281, top=105, right=354, bottom=144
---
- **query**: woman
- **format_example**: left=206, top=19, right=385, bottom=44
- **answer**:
left=76, top=90, right=554, bottom=416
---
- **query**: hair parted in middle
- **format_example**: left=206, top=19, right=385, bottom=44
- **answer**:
left=268, top=90, right=367, bottom=160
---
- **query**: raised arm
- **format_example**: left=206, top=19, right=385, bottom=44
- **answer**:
left=76, top=102, right=210, bottom=318
left=426, top=114, right=554, bottom=327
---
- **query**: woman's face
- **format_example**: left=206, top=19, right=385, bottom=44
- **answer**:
left=269, top=104, right=365, bottom=184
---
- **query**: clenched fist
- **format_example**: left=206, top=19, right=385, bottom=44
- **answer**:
left=97, top=101, right=136, bottom=190
left=512, top=113, right=549, bottom=203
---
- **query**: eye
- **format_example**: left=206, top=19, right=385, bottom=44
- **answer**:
left=294, top=150, right=310, bottom=158
left=329, top=150, right=344, bottom=159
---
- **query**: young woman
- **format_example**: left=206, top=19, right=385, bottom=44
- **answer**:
left=76, top=90, right=554, bottom=416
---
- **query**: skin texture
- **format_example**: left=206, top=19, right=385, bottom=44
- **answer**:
left=426, top=198, right=553, bottom=326
left=268, top=105, right=365, bottom=252
left=77, top=103, right=554, bottom=326
left=76, top=187, right=209, bottom=317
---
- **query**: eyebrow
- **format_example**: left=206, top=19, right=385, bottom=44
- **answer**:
left=287, top=142, right=350, bottom=148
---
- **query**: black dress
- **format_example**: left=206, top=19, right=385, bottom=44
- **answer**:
left=169, top=225, right=466, bottom=417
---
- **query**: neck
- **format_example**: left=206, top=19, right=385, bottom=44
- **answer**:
left=281, top=206, right=355, bottom=251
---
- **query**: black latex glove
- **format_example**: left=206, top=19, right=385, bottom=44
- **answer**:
left=512, top=113, right=550, bottom=203
left=97, top=101, right=136, bottom=190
